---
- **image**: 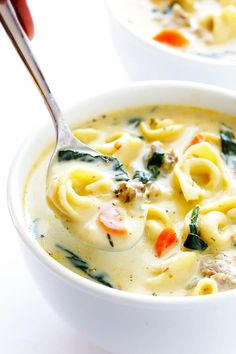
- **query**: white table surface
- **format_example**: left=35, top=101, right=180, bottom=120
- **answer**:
left=0, top=1, right=128, bottom=353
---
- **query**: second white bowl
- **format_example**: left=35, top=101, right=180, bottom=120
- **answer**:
left=106, top=0, right=236, bottom=90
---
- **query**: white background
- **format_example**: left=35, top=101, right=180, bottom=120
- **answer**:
left=0, top=1, right=128, bottom=353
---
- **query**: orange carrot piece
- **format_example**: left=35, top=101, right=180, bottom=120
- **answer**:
left=153, top=29, right=189, bottom=47
left=187, top=134, right=205, bottom=149
left=155, top=227, right=177, bottom=257
left=98, top=204, right=127, bottom=236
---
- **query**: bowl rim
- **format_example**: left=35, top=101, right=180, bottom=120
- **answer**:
left=7, top=80, right=236, bottom=307
left=105, top=0, right=236, bottom=67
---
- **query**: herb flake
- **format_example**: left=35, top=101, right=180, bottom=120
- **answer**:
left=128, top=117, right=143, bottom=128
left=107, top=233, right=114, bottom=248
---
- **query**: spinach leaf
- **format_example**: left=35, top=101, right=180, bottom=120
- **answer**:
left=58, top=150, right=94, bottom=162
left=128, top=117, right=143, bottom=128
left=56, top=244, right=113, bottom=288
left=189, top=205, right=199, bottom=235
left=220, top=124, right=236, bottom=156
left=133, top=151, right=165, bottom=184
left=184, top=206, right=208, bottom=251
left=133, top=170, right=153, bottom=184
left=109, top=156, right=130, bottom=182
left=184, top=233, right=208, bottom=251
left=147, top=166, right=160, bottom=180
left=58, top=150, right=129, bottom=182
left=147, top=151, right=165, bottom=179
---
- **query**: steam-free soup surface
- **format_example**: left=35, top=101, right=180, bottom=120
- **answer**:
left=24, top=105, right=236, bottom=296
left=109, top=0, right=236, bottom=61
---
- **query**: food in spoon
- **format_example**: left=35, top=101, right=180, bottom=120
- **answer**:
left=47, top=142, right=147, bottom=251
left=24, top=105, right=236, bottom=296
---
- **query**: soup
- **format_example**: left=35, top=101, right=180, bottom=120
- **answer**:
left=24, top=105, right=236, bottom=296
left=109, top=0, right=236, bottom=61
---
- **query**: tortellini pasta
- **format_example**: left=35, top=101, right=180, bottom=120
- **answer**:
left=145, top=206, right=170, bottom=241
left=150, top=0, right=194, bottom=11
left=201, top=6, right=236, bottom=44
left=176, top=0, right=194, bottom=11
left=199, top=211, right=232, bottom=251
left=193, top=278, right=218, bottom=295
left=146, top=252, right=198, bottom=292
left=73, top=128, right=104, bottom=144
left=74, top=128, right=144, bottom=167
left=25, top=104, right=236, bottom=296
left=199, top=197, right=236, bottom=250
left=182, top=197, right=236, bottom=251
left=94, top=132, right=144, bottom=167
left=200, top=132, right=221, bottom=148
left=200, top=196, right=236, bottom=214
left=47, top=164, right=110, bottom=220
left=173, top=142, right=231, bottom=202
left=140, top=117, right=183, bottom=142
left=221, top=0, right=236, bottom=8
left=47, top=159, right=147, bottom=250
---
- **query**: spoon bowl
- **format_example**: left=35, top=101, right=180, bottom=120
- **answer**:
left=0, top=1, right=146, bottom=251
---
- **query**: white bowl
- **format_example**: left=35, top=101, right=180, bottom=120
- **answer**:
left=105, top=0, right=236, bottom=90
left=8, top=81, right=236, bottom=354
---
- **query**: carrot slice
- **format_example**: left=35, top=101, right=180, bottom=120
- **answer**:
left=155, top=227, right=177, bottom=257
left=153, top=29, right=189, bottom=47
left=187, top=134, right=205, bottom=149
left=98, top=204, right=127, bottom=236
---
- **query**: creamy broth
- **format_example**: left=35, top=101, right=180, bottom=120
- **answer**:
left=109, top=0, right=236, bottom=61
left=24, top=105, right=236, bottom=296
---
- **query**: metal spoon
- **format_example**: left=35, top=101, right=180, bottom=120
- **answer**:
left=0, top=2, right=146, bottom=251
left=0, top=1, right=103, bottom=160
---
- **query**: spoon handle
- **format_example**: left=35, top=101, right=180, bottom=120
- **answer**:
left=0, top=1, right=73, bottom=146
